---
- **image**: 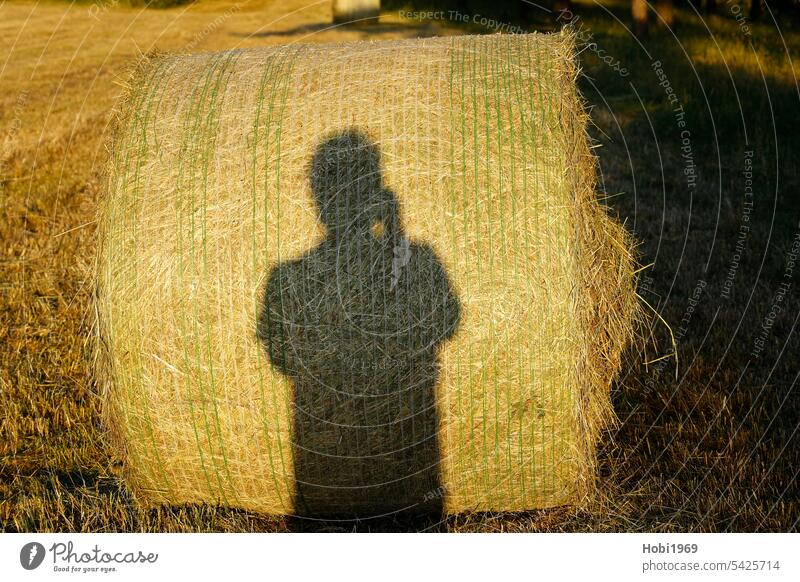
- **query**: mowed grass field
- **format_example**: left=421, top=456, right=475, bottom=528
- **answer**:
left=1, top=0, right=798, bottom=532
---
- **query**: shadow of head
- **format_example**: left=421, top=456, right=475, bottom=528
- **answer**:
left=309, top=129, right=399, bottom=238
left=258, top=128, right=460, bottom=519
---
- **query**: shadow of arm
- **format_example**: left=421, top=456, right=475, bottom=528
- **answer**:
left=256, top=265, right=294, bottom=377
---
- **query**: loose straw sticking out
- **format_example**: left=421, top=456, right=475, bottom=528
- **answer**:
left=95, top=32, right=639, bottom=517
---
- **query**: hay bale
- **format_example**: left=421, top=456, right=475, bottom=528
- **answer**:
left=96, top=32, right=637, bottom=517
left=332, top=0, right=380, bottom=24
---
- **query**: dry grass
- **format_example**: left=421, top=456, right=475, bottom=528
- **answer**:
left=1, top=0, right=798, bottom=531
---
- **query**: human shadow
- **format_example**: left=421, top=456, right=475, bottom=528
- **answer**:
left=257, top=129, right=460, bottom=519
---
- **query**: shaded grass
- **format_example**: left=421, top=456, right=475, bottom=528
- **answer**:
left=1, top=0, right=798, bottom=531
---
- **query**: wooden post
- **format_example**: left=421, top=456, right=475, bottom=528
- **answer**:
left=632, top=0, right=648, bottom=37
left=656, top=0, right=674, bottom=28
left=332, top=0, right=380, bottom=25
left=750, top=0, right=761, bottom=20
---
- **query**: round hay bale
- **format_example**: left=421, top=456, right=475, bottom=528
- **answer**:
left=96, top=32, right=637, bottom=517
left=332, top=0, right=380, bottom=25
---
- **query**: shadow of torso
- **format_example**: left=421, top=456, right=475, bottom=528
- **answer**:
left=259, top=227, right=459, bottom=517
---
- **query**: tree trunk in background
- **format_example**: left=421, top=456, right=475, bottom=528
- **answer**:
left=656, top=0, right=674, bottom=28
left=750, top=0, right=761, bottom=20
left=632, top=0, right=648, bottom=37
